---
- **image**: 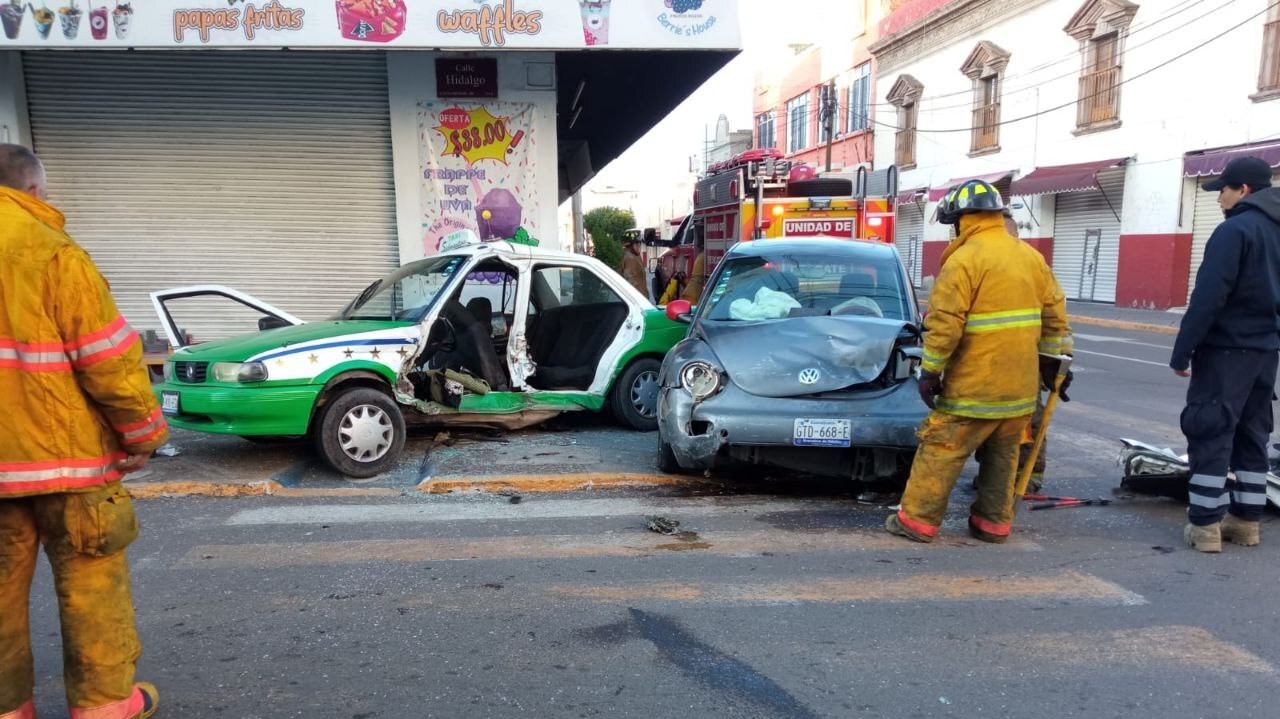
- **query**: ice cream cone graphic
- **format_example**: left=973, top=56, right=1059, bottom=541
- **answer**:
left=111, top=0, right=129, bottom=38
left=33, top=3, right=54, bottom=37
left=1, top=0, right=25, bottom=40
left=579, top=0, right=609, bottom=46
left=57, top=0, right=81, bottom=38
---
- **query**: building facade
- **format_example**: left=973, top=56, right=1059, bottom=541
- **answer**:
left=751, top=2, right=887, bottom=174
left=871, top=0, right=1280, bottom=307
left=1, top=1, right=739, bottom=339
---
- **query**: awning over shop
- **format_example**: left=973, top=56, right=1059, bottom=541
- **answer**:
left=928, top=170, right=1015, bottom=201
left=556, top=49, right=737, bottom=201
left=896, top=187, right=928, bottom=205
left=1183, top=140, right=1280, bottom=177
left=1010, top=157, right=1129, bottom=196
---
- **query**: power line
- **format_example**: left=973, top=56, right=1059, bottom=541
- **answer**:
left=862, top=0, right=1213, bottom=109
left=751, top=0, right=1275, bottom=136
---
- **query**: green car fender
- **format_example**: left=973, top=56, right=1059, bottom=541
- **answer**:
left=605, top=308, right=688, bottom=392
left=307, top=360, right=404, bottom=424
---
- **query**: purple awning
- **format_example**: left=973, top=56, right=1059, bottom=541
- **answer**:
left=928, top=170, right=1015, bottom=201
left=1010, top=157, right=1128, bottom=197
left=1184, top=140, right=1280, bottom=177
left=896, top=187, right=927, bottom=205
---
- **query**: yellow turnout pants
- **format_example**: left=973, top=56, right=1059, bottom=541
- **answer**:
left=898, top=411, right=1032, bottom=539
left=0, top=482, right=141, bottom=717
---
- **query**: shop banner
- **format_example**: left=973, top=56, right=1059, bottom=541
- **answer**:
left=418, top=100, right=541, bottom=255
left=0, top=0, right=738, bottom=49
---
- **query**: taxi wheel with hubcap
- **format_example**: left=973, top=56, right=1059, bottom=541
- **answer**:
left=314, top=387, right=406, bottom=478
left=611, top=358, right=661, bottom=432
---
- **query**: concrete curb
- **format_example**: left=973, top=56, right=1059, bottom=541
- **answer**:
left=125, top=480, right=404, bottom=500
left=418, top=472, right=714, bottom=495
left=1071, top=315, right=1178, bottom=336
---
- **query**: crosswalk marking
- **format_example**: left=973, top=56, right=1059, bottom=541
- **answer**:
left=547, top=569, right=1146, bottom=607
left=995, top=626, right=1275, bottom=674
left=176, top=528, right=1042, bottom=569
left=224, top=497, right=868, bottom=526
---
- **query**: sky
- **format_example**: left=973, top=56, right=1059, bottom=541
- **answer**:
left=566, top=0, right=861, bottom=230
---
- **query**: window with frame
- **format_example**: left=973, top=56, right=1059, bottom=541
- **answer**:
left=1259, top=2, right=1280, bottom=96
left=1064, top=0, right=1137, bottom=131
left=961, top=41, right=1010, bottom=153
left=847, top=63, right=871, bottom=133
left=886, top=74, right=923, bottom=168
left=787, top=92, right=810, bottom=153
left=756, top=111, right=776, bottom=149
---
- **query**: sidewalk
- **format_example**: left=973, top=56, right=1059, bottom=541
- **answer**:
left=916, top=289, right=1183, bottom=335
left=1064, top=301, right=1183, bottom=336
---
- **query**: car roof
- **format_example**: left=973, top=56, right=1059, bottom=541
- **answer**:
left=725, top=236, right=898, bottom=259
left=437, top=240, right=588, bottom=264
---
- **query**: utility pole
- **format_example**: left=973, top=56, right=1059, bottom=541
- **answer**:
left=822, top=81, right=837, bottom=173
left=571, top=190, right=585, bottom=254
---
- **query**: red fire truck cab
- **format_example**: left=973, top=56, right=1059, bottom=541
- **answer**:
left=652, top=149, right=899, bottom=304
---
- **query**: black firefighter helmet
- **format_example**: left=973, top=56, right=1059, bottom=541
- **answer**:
left=933, top=179, right=1008, bottom=226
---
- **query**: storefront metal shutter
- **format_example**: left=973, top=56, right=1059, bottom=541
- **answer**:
left=894, top=202, right=925, bottom=287
left=1187, top=171, right=1279, bottom=304
left=1051, top=169, right=1124, bottom=303
left=22, top=51, right=398, bottom=343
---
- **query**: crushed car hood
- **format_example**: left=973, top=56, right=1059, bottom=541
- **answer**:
left=699, top=316, right=912, bottom=398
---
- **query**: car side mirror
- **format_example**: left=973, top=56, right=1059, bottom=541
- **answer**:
left=666, top=299, right=693, bottom=324
left=258, top=316, right=292, bottom=332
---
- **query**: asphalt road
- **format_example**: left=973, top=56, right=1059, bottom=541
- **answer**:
left=22, top=325, right=1280, bottom=718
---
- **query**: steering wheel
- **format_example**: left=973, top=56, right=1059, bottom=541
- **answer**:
left=426, top=317, right=457, bottom=353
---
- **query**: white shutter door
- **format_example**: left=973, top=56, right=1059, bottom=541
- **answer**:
left=1051, top=170, right=1124, bottom=303
left=1187, top=180, right=1223, bottom=304
left=22, top=51, right=398, bottom=342
left=1187, top=171, right=1280, bottom=303
left=894, top=203, right=925, bottom=287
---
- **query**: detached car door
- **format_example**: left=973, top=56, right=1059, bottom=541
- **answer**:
left=150, top=285, right=303, bottom=350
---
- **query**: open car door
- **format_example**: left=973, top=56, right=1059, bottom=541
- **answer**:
left=150, top=285, right=304, bottom=350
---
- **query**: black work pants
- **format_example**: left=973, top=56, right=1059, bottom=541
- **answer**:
left=1181, top=347, right=1277, bottom=526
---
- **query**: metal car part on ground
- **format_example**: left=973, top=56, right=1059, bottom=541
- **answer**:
left=656, top=236, right=927, bottom=483
left=151, top=239, right=686, bottom=477
left=1117, top=438, right=1280, bottom=509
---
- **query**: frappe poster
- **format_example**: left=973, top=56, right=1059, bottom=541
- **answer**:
left=418, top=101, right=540, bottom=255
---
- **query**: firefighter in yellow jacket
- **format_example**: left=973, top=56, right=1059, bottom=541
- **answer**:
left=886, top=179, right=1071, bottom=544
left=0, top=145, right=166, bottom=719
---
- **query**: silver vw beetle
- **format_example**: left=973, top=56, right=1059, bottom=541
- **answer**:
left=656, top=237, right=927, bottom=482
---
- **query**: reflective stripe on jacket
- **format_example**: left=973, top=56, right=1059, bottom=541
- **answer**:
left=921, top=212, right=1072, bottom=419
left=0, top=186, right=168, bottom=497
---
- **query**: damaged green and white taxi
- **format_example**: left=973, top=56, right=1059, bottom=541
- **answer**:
left=151, top=236, right=685, bottom=477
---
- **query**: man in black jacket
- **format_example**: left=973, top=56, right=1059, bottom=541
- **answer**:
left=1172, top=156, right=1280, bottom=553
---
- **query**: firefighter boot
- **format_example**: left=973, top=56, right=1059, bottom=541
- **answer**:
left=885, top=513, right=934, bottom=543
left=1221, top=513, right=1260, bottom=546
left=1184, top=522, right=1222, bottom=553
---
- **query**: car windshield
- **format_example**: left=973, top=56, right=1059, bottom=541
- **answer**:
left=698, top=251, right=910, bottom=322
left=338, top=255, right=468, bottom=322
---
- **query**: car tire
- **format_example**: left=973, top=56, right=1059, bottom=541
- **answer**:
left=658, top=437, right=682, bottom=474
left=611, top=358, right=662, bottom=432
left=313, top=387, right=406, bottom=478
left=787, top=178, right=854, bottom=197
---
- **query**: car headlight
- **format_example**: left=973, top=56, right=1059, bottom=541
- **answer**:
left=211, top=362, right=269, bottom=383
left=680, top=361, right=722, bottom=400
left=162, top=362, right=174, bottom=382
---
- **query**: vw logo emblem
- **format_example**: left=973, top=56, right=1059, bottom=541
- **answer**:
left=798, top=368, right=821, bottom=385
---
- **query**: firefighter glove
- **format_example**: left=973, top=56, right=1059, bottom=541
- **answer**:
left=918, top=370, right=943, bottom=409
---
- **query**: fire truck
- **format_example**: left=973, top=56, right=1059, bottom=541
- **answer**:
left=652, top=149, right=899, bottom=304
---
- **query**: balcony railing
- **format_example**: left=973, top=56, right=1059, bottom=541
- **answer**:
left=895, top=129, right=916, bottom=166
left=1077, top=65, right=1121, bottom=127
left=971, top=102, right=1000, bottom=151
left=1260, top=20, right=1280, bottom=92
